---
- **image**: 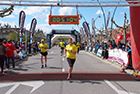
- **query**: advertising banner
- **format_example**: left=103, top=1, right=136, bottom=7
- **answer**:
left=108, top=49, right=128, bottom=66
left=30, top=18, right=37, bottom=44
left=19, top=11, right=26, bottom=45
left=83, top=21, right=91, bottom=45
left=80, top=27, right=85, bottom=43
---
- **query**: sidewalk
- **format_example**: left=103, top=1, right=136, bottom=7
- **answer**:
left=83, top=51, right=134, bottom=75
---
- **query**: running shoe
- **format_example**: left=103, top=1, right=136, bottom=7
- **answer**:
left=41, top=65, right=44, bottom=68
left=67, top=76, right=71, bottom=80
left=67, top=76, right=70, bottom=80
left=45, top=64, right=47, bottom=67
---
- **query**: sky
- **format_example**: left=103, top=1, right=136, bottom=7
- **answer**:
left=0, top=0, right=130, bottom=35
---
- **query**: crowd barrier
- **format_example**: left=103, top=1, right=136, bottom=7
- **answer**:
left=108, top=49, right=128, bottom=66
left=85, top=46, right=129, bottom=66
left=85, top=46, right=88, bottom=51
left=92, top=48, right=95, bottom=54
left=88, top=47, right=92, bottom=52
left=96, top=48, right=103, bottom=57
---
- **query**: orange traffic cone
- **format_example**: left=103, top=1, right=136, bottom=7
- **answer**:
left=121, top=63, right=126, bottom=73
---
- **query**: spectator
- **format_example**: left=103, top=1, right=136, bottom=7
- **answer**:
left=117, top=41, right=122, bottom=49
left=112, top=39, right=117, bottom=49
left=32, top=42, right=37, bottom=53
left=125, top=45, right=133, bottom=69
left=5, top=40, right=16, bottom=69
left=3, top=40, right=7, bottom=46
left=12, top=40, right=16, bottom=45
left=102, top=41, right=109, bottom=59
left=76, top=42, right=81, bottom=54
left=95, top=40, right=100, bottom=49
left=14, top=41, right=20, bottom=49
left=2, top=40, right=7, bottom=69
left=127, top=40, right=131, bottom=48
left=108, top=41, right=112, bottom=49
left=122, top=43, right=126, bottom=51
left=35, top=42, right=39, bottom=52
left=0, top=39, right=6, bottom=75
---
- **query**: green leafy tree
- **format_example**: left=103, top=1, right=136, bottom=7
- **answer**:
left=58, top=38, right=68, bottom=42
left=33, top=29, right=46, bottom=42
left=7, top=32, right=17, bottom=40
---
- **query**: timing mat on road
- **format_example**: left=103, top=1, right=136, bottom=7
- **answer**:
left=0, top=72, right=135, bottom=82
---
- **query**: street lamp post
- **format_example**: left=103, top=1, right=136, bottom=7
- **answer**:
left=92, top=15, right=101, bottom=44
left=110, top=0, right=122, bottom=40
left=97, top=0, right=107, bottom=39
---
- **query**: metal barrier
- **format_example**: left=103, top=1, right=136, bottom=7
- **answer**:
left=108, top=49, right=128, bottom=66
left=96, top=48, right=103, bottom=57
left=91, top=47, right=96, bottom=54
left=85, top=47, right=129, bottom=67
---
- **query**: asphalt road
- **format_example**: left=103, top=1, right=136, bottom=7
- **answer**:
left=0, top=46, right=140, bottom=94
left=6, top=46, right=120, bottom=73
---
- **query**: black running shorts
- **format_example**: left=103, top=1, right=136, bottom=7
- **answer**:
left=61, top=47, right=64, bottom=50
left=67, top=58, right=76, bottom=67
left=41, top=51, right=48, bottom=56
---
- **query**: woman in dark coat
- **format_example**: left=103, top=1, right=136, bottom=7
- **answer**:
left=0, top=39, right=6, bottom=75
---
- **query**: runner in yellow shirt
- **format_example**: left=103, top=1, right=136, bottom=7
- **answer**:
left=38, top=39, right=49, bottom=68
left=64, top=38, right=77, bottom=80
left=76, top=42, right=81, bottom=54
left=59, top=40, right=65, bottom=56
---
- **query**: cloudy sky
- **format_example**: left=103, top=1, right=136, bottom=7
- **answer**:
left=0, top=0, right=130, bottom=34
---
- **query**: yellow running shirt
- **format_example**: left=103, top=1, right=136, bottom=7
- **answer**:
left=65, top=44, right=77, bottom=59
left=38, top=43, right=49, bottom=53
left=59, top=42, right=65, bottom=48
left=76, top=43, right=81, bottom=48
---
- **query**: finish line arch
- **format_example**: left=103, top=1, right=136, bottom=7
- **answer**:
left=51, top=34, right=75, bottom=43
left=46, top=29, right=81, bottom=48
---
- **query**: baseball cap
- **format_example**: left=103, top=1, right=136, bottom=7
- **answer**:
left=41, top=39, right=44, bottom=42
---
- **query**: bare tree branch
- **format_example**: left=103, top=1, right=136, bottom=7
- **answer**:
left=111, top=18, right=124, bottom=29
left=0, top=5, right=14, bottom=18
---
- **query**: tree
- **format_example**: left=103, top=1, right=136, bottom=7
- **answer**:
left=7, top=32, right=17, bottom=40
left=95, top=25, right=106, bottom=42
left=111, top=12, right=129, bottom=44
left=0, top=5, right=14, bottom=18
left=3, top=23, right=11, bottom=28
left=33, top=29, right=46, bottom=42
left=58, top=38, right=68, bottom=42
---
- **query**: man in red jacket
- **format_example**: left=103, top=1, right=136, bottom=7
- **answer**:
left=5, top=40, right=16, bottom=69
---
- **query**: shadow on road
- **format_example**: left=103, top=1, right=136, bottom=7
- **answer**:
left=48, top=66, right=62, bottom=69
left=69, top=80, right=102, bottom=85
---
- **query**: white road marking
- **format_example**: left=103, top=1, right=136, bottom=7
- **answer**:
left=5, top=83, right=20, bottom=94
left=62, top=57, right=65, bottom=72
left=0, top=81, right=44, bottom=94
left=50, top=51, right=53, bottom=54
left=62, top=57, right=64, bottom=61
left=104, top=80, right=136, bottom=94
left=62, top=68, right=65, bottom=72
left=48, top=51, right=53, bottom=54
